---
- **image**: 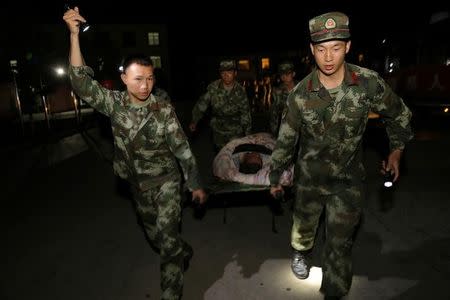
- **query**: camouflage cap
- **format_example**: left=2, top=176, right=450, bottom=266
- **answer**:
left=278, top=61, right=295, bottom=74
left=309, top=11, right=350, bottom=43
left=219, top=59, right=236, bottom=71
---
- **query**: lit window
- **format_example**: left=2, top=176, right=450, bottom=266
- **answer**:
left=150, top=56, right=162, bottom=68
left=238, top=60, right=250, bottom=71
left=148, top=32, right=160, bottom=46
left=261, top=58, right=270, bottom=70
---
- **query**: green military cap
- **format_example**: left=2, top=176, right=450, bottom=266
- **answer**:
left=219, top=59, right=236, bottom=71
left=309, top=11, right=350, bottom=43
left=278, top=61, right=295, bottom=74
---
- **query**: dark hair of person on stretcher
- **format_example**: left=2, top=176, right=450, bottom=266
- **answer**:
left=232, top=143, right=272, bottom=175
left=239, top=152, right=263, bottom=174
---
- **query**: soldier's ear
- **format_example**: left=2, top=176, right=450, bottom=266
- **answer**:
left=120, top=73, right=127, bottom=85
left=309, top=43, right=314, bottom=54
left=345, top=41, right=351, bottom=54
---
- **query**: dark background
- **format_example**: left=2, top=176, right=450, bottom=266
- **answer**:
left=3, top=1, right=445, bottom=52
left=0, top=0, right=448, bottom=100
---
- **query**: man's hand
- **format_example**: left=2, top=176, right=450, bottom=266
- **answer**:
left=63, top=6, right=86, bottom=35
left=192, top=189, right=207, bottom=205
left=382, top=149, right=403, bottom=182
left=270, top=185, right=284, bottom=200
left=189, top=122, right=197, bottom=132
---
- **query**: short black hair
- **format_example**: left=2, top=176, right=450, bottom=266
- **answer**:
left=122, top=54, right=153, bottom=73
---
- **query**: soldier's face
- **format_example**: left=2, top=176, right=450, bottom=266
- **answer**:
left=220, top=70, right=237, bottom=86
left=310, top=40, right=350, bottom=76
left=280, top=72, right=295, bottom=83
left=121, top=63, right=155, bottom=103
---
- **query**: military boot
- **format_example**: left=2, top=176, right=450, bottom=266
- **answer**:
left=291, top=250, right=309, bottom=279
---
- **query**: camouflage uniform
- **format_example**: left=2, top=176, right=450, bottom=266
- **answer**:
left=191, top=60, right=252, bottom=149
left=270, top=63, right=413, bottom=296
left=270, top=62, right=297, bottom=137
left=270, top=84, right=291, bottom=136
left=153, top=87, right=172, bottom=104
left=69, top=65, right=201, bottom=300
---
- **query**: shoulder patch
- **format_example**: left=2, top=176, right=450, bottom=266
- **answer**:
left=149, top=102, right=162, bottom=111
left=307, top=79, right=313, bottom=91
left=351, top=72, right=359, bottom=84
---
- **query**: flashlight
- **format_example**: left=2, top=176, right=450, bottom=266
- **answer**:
left=65, top=4, right=90, bottom=32
left=383, top=172, right=394, bottom=188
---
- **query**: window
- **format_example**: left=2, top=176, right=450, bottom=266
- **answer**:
left=148, top=32, right=160, bottom=46
left=150, top=56, right=162, bottom=68
left=238, top=59, right=250, bottom=71
left=261, top=58, right=270, bottom=70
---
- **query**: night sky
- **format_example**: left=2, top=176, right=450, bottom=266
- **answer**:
left=1, top=0, right=447, bottom=99
left=4, top=0, right=446, bottom=52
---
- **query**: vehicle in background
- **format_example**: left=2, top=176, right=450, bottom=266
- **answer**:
left=383, top=10, right=449, bottom=121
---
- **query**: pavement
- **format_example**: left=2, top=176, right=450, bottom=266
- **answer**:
left=1, top=101, right=450, bottom=300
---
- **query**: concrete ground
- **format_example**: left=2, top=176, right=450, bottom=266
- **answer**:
left=1, top=101, right=450, bottom=300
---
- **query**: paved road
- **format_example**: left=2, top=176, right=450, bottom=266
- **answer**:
left=2, top=103, right=450, bottom=300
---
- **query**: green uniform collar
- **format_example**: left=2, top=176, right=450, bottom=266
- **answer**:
left=308, top=63, right=359, bottom=92
left=126, top=93, right=155, bottom=109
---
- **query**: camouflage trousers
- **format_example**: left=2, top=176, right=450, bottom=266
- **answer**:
left=291, top=184, right=363, bottom=297
left=211, top=125, right=245, bottom=149
left=133, top=180, right=190, bottom=300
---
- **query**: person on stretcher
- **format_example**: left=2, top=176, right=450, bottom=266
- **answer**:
left=213, top=133, right=293, bottom=186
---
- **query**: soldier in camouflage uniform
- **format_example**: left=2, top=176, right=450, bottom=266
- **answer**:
left=64, top=8, right=206, bottom=300
left=189, top=59, right=252, bottom=150
left=270, top=61, right=298, bottom=137
left=269, top=12, right=413, bottom=300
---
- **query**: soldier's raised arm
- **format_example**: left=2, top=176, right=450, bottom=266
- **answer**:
left=63, top=7, right=115, bottom=116
left=63, top=7, right=86, bottom=67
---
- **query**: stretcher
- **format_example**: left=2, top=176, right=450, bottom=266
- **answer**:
left=201, top=133, right=294, bottom=232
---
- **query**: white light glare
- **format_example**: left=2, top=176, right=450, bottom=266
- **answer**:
left=304, top=266, right=323, bottom=286
left=55, top=67, right=65, bottom=76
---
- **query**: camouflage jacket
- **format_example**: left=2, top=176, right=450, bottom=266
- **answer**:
left=153, top=87, right=171, bottom=103
left=192, top=79, right=251, bottom=136
left=270, top=82, right=296, bottom=136
left=270, top=63, right=413, bottom=193
left=69, top=65, right=202, bottom=191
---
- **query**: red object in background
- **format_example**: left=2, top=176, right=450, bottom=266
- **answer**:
left=100, top=80, right=114, bottom=90
left=386, top=64, right=450, bottom=99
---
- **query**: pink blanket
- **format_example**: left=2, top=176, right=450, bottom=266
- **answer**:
left=213, top=133, right=294, bottom=186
